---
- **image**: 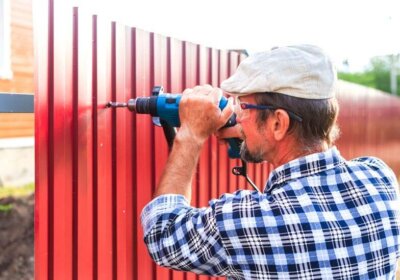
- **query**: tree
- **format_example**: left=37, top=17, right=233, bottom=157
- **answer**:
left=338, top=55, right=400, bottom=96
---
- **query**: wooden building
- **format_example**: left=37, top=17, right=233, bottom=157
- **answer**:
left=0, top=0, right=34, bottom=138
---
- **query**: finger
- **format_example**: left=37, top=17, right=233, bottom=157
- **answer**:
left=191, top=86, right=214, bottom=100
left=182, top=88, right=194, bottom=95
left=193, top=84, right=213, bottom=92
left=215, top=125, right=242, bottom=139
left=211, top=87, right=223, bottom=105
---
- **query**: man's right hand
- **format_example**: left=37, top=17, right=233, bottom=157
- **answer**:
left=178, top=85, right=234, bottom=146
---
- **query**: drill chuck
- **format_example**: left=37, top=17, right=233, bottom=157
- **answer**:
left=107, top=96, right=157, bottom=115
left=108, top=93, right=229, bottom=128
left=134, top=97, right=157, bottom=115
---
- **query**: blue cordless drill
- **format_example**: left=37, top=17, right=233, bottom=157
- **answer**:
left=106, top=86, right=242, bottom=158
left=107, top=86, right=260, bottom=192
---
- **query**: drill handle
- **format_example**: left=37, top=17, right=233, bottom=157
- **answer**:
left=226, top=138, right=242, bottom=158
left=220, top=113, right=242, bottom=159
left=160, top=120, right=177, bottom=151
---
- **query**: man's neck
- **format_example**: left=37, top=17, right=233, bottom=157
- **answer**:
left=270, top=139, right=328, bottom=168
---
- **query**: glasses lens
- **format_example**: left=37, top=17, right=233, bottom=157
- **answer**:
left=235, top=101, right=247, bottom=119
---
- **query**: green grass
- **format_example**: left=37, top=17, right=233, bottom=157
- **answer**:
left=0, top=204, right=13, bottom=212
left=0, top=183, right=34, bottom=199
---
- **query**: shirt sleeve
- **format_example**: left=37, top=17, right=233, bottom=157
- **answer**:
left=353, top=156, right=398, bottom=187
left=140, top=194, right=231, bottom=276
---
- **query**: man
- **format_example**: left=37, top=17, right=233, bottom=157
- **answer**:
left=141, top=44, right=400, bottom=279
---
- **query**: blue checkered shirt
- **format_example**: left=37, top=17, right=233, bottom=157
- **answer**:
left=141, top=147, right=400, bottom=279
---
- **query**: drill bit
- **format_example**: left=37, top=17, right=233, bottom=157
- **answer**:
left=106, top=101, right=127, bottom=108
left=106, top=99, right=138, bottom=112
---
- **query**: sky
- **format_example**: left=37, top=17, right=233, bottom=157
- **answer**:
left=73, top=0, right=400, bottom=72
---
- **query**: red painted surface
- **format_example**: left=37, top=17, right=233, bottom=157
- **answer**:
left=335, top=81, right=400, bottom=174
left=34, top=1, right=400, bottom=279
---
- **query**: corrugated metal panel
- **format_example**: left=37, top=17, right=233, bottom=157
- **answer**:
left=336, top=80, right=400, bottom=174
left=34, top=1, right=400, bottom=280
left=34, top=2, right=259, bottom=280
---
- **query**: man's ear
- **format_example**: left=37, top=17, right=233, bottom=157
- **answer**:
left=272, top=109, right=290, bottom=141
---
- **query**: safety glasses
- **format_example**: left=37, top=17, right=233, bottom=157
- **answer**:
left=237, top=102, right=303, bottom=122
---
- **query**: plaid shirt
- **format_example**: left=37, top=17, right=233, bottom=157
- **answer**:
left=141, top=147, right=400, bottom=279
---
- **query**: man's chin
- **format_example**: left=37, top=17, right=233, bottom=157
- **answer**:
left=240, top=143, right=264, bottom=163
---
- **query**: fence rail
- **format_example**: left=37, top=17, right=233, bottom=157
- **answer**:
left=0, top=93, right=34, bottom=113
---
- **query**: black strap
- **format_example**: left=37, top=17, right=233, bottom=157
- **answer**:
left=232, top=160, right=261, bottom=193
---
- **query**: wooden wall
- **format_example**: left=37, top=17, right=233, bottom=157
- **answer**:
left=0, top=0, right=34, bottom=138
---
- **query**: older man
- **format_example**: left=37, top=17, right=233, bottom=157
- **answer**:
left=141, top=45, right=400, bottom=279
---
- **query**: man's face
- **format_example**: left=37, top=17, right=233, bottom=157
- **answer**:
left=236, top=95, right=274, bottom=163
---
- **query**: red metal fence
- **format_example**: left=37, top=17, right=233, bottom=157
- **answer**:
left=34, top=1, right=400, bottom=280
left=336, top=80, right=400, bottom=174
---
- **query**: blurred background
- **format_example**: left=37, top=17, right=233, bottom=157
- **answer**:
left=0, top=0, right=399, bottom=279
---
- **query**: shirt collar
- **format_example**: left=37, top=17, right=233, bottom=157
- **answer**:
left=264, top=146, right=344, bottom=194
